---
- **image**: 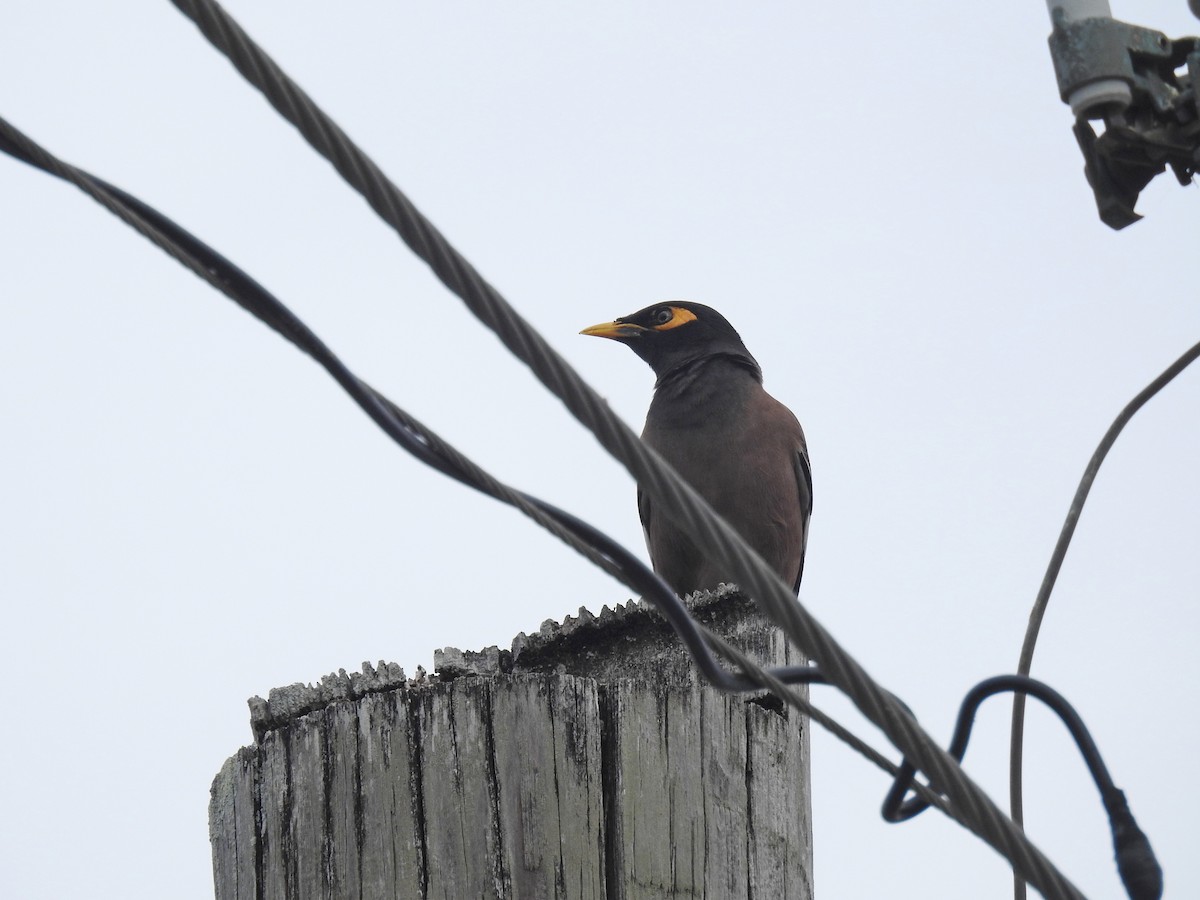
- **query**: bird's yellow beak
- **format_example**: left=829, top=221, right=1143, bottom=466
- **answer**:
left=579, top=320, right=645, bottom=340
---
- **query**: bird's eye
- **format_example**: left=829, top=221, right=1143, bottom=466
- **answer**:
left=653, top=307, right=674, bottom=326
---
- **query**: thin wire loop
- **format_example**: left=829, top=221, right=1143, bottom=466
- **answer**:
left=1009, top=339, right=1200, bottom=900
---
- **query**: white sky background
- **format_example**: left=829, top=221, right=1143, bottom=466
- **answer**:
left=2, top=1, right=1198, bottom=897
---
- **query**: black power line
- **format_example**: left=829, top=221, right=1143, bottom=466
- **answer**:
left=1, top=109, right=1168, bottom=899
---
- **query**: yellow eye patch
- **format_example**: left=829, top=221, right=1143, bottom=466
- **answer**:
left=652, top=306, right=698, bottom=331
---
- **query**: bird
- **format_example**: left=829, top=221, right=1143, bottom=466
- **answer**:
left=581, top=301, right=811, bottom=596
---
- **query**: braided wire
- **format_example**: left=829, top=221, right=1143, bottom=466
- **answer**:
left=162, top=1, right=1086, bottom=894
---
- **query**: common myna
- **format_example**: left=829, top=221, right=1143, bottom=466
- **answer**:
left=581, top=302, right=812, bottom=596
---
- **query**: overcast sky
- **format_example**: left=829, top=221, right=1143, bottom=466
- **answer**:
left=3, top=2, right=1198, bottom=898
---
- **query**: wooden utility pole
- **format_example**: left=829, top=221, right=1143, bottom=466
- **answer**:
left=209, top=588, right=813, bottom=899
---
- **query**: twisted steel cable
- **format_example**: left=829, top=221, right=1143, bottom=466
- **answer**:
left=705, top=629, right=964, bottom=821
left=161, top=1, right=1086, bottom=894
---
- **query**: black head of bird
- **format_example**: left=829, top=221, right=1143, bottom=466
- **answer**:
left=581, top=301, right=812, bottom=597
left=579, top=302, right=760, bottom=383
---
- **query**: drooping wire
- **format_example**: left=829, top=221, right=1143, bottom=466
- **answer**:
left=157, top=3, right=1090, bottom=894
left=889, top=678, right=1163, bottom=900
left=0, top=114, right=825, bottom=699
left=1009, top=338, right=1200, bottom=900
left=0, top=110, right=1162, bottom=898
left=707, top=635, right=1162, bottom=900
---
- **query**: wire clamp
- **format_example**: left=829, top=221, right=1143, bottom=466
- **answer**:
left=1046, top=5, right=1200, bottom=227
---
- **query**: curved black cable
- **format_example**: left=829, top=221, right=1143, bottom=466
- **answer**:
left=0, top=114, right=826, bottom=698
left=885, top=675, right=1162, bottom=900
left=0, top=113, right=1160, bottom=899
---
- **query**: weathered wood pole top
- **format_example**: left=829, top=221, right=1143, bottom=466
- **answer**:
left=210, top=588, right=814, bottom=899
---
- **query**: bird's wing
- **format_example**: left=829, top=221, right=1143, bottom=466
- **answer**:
left=637, top=484, right=657, bottom=569
left=793, top=446, right=814, bottom=594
